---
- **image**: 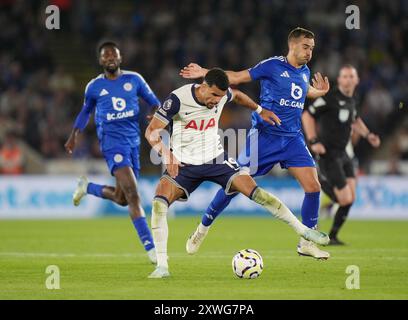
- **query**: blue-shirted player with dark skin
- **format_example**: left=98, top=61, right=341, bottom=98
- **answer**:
left=64, top=42, right=160, bottom=263
left=181, top=27, right=331, bottom=259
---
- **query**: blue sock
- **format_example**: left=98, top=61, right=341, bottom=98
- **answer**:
left=87, top=183, right=105, bottom=198
left=301, top=192, right=320, bottom=229
left=133, top=217, right=155, bottom=251
left=202, top=188, right=237, bottom=226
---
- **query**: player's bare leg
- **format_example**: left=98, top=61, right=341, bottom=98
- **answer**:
left=289, top=166, right=330, bottom=259
left=231, top=174, right=329, bottom=245
left=149, top=178, right=185, bottom=278
left=114, top=167, right=144, bottom=219
left=73, top=175, right=131, bottom=207
left=113, top=167, right=157, bottom=263
left=329, top=178, right=356, bottom=245
left=101, top=184, right=128, bottom=206
left=333, top=177, right=356, bottom=207
left=73, top=176, right=128, bottom=207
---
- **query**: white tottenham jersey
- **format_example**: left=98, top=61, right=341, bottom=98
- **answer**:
left=154, top=84, right=233, bottom=165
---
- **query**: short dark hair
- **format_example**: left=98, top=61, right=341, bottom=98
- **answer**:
left=97, top=41, right=119, bottom=55
left=288, top=27, right=315, bottom=41
left=340, top=63, right=356, bottom=71
left=204, top=68, right=229, bottom=91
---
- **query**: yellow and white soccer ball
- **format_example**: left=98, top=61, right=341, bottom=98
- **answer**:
left=232, top=249, right=263, bottom=279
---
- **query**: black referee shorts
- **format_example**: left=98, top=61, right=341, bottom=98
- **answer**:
left=317, top=151, right=355, bottom=190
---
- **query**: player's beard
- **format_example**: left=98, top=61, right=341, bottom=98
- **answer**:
left=105, top=63, right=119, bottom=74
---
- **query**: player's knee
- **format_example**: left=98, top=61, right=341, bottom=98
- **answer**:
left=337, top=191, right=353, bottom=206
left=122, top=186, right=140, bottom=205
left=115, top=196, right=128, bottom=207
left=304, top=179, right=321, bottom=193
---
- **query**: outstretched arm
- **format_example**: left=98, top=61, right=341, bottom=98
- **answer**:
left=180, top=63, right=252, bottom=85
left=231, top=89, right=281, bottom=126
left=352, top=117, right=381, bottom=148
left=64, top=91, right=95, bottom=154
left=307, top=72, right=330, bottom=99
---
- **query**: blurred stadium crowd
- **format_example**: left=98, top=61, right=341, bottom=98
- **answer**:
left=0, top=0, right=407, bottom=174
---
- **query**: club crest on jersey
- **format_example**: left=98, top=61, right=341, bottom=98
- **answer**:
left=114, top=154, right=123, bottom=163
left=123, top=82, right=133, bottom=91
left=338, top=109, right=350, bottom=122
left=185, top=118, right=215, bottom=131
left=302, top=73, right=308, bottom=83
left=162, top=99, right=172, bottom=111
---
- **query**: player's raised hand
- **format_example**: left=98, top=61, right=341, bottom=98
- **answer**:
left=311, top=72, right=330, bottom=94
left=179, top=63, right=207, bottom=79
left=260, top=109, right=281, bottom=126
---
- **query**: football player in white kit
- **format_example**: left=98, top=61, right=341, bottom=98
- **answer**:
left=145, top=68, right=329, bottom=278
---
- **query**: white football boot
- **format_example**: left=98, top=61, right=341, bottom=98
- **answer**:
left=72, top=175, right=88, bottom=206
left=297, top=237, right=330, bottom=260
left=147, top=248, right=157, bottom=264
left=148, top=266, right=170, bottom=279
left=186, top=224, right=209, bottom=255
left=301, top=228, right=330, bottom=246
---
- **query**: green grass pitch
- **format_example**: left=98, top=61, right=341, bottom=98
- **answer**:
left=0, top=216, right=407, bottom=299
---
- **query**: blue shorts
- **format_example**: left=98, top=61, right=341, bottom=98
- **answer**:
left=237, top=128, right=315, bottom=177
left=163, top=153, right=245, bottom=201
left=102, top=146, right=140, bottom=178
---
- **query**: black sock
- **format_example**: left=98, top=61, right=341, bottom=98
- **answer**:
left=329, top=204, right=352, bottom=239
left=320, top=177, right=337, bottom=203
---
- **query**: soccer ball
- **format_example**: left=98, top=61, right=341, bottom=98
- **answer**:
left=232, top=249, right=263, bottom=279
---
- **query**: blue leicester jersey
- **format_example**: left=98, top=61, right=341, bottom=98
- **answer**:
left=248, top=56, right=310, bottom=136
left=74, top=70, right=160, bottom=151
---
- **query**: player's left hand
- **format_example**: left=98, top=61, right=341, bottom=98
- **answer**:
left=311, top=72, right=330, bottom=95
left=64, top=136, right=76, bottom=154
left=367, top=133, right=381, bottom=148
left=260, top=109, right=281, bottom=126
left=179, top=63, right=207, bottom=79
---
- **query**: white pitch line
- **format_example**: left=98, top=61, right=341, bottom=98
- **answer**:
left=0, top=252, right=407, bottom=260
left=0, top=252, right=137, bottom=258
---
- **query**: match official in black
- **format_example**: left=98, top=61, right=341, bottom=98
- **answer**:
left=302, top=64, right=381, bottom=245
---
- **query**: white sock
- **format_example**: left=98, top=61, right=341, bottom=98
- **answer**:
left=151, top=198, right=169, bottom=269
left=251, top=187, right=307, bottom=235
left=198, top=223, right=209, bottom=234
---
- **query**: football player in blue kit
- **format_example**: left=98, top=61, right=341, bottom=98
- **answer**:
left=180, top=27, right=331, bottom=259
left=64, top=42, right=161, bottom=264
